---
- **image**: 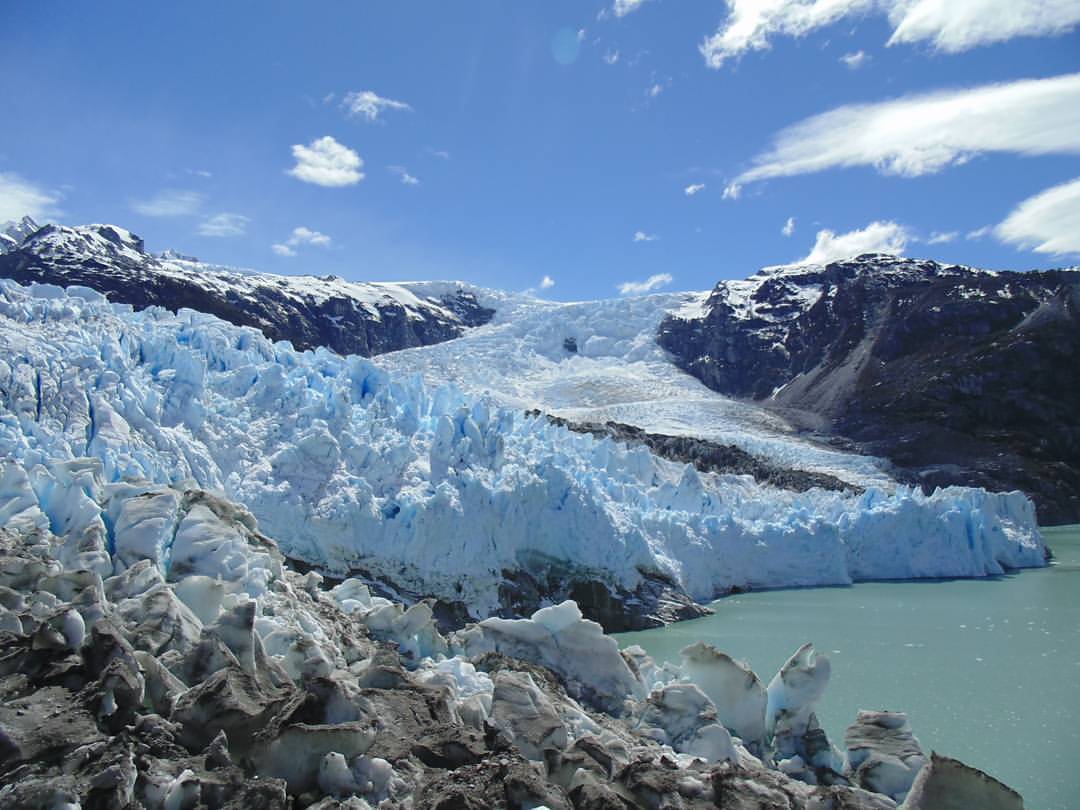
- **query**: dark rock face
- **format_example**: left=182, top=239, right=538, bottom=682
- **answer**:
left=658, top=255, right=1080, bottom=525
left=535, top=412, right=860, bottom=495
left=0, top=222, right=494, bottom=356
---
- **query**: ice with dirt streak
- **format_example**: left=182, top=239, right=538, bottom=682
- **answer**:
left=0, top=279, right=1046, bottom=620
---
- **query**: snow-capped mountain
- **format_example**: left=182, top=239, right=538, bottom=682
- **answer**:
left=659, top=254, right=1080, bottom=524
left=0, top=279, right=1045, bottom=631
left=0, top=215, right=41, bottom=252
left=0, top=221, right=494, bottom=356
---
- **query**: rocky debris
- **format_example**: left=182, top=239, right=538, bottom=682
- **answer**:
left=658, top=255, right=1080, bottom=524
left=844, top=711, right=927, bottom=801
left=0, top=221, right=495, bottom=357
left=533, top=412, right=859, bottom=495
left=0, top=477, right=1026, bottom=808
left=900, top=752, right=1025, bottom=810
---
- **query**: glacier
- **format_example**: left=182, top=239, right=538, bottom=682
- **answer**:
left=0, top=278, right=1046, bottom=620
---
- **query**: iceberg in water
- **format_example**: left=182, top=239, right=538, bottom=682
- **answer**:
left=0, top=279, right=1046, bottom=619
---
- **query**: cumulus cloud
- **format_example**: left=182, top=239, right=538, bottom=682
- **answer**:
left=782, top=216, right=796, bottom=237
left=840, top=50, right=869, bottom=69
left=732, top=73, right=1080, bottom=190
left=684, top=183, right=706, bottom=196
left=618, top=272, right=674, bottom=295
left=197, top=213, right=249, bottom=237
left=798, top=220, right=910, bottom=264
left=131, top=189, right=203, bottom=217
left=342, top=90, right=412, bottom=123
left=700, top=0, right=1080, bottom=68
left=995, top=177, right=1080, bottom=256
left=272, top=226, right=332, bottom=257
left=0, top=172, right=61, bottom=222
left=288, top=136, right=364, bottom=187
left=388, top=165, right=420, bottom=186
left=613, top=0, right=650, bottom=17
left=633, top=230, right=659, bottom=242
left=540, top=275, right=556, bottom=289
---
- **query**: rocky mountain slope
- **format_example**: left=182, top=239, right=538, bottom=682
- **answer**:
left=658, top=255, right=1080, bottom=525
left=0, top=219, right=494, bottom=356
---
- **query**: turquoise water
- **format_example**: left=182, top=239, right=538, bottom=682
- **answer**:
left=617, top=526, right=1080, bottom=810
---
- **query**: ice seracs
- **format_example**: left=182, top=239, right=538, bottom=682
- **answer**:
left=0, top=279, right=1047, bottom=630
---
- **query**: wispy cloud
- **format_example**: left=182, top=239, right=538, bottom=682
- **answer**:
left=782, top=216, right=796, bottom=237
left=342, top=90, right=412, bottom=123
left=840, top=50, right=869, bottom=69
left=618, top=272, right=673, bottom=295
left=926, top=230, right=957, bottom=245
left=731, top=73, right=1080, bottom=191
left=186, top=168, right=213, bottom=179
left=540, top=275, right=556, bottom=289
left=197, top=213, right=249, bottom=238
left=388, top=165, right=420, bottom=186
left=684, top=183, right=706, bottom=196
left=798, top=221, right=910, bottom=264
left=613, top=0, right=650, bottom=18
left=722, top=183, right=742, bottom=200
left=0, top=172, right=62, bottom=222
left=425, top=147, right=451, bottom=160
left=131, top=189, right=203, bottom=217
left=603, top=49, right=620, bottom=65
left=967, top=225, right=993, bottom=240
left=995, top=177, right=1080, bottom=256
left=288, top=136, right=364, bottom=187
left=646, top=82, right=663, bottom=98
left=272, top=226, right=333, bottom=257
left=700, top=0, right=1080, bottom=68
left=633, top=230, right=659, bottom=242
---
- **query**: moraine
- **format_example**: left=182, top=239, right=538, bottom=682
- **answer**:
left=617, top=524, right=1080, bottom=810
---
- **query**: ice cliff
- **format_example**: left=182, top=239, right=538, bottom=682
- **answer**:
left=0, top=279, right=1045, bottom=626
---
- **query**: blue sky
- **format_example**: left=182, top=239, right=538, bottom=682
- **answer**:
left=2, top=1, right=1079, bottom=299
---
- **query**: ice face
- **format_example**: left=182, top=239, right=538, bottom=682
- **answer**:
left=0, top=280, right=1047, bottom=620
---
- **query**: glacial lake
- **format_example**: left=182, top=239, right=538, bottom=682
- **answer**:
left=616, top=525, right=1080, bottom=810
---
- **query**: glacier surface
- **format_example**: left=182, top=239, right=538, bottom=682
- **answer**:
left=0, top=279, right=1046, bottom=617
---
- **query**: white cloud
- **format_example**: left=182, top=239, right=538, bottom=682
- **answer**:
left=966, top=224, right=993, bottom=240
left=540, top=275, right=556, bottom=289
left=646, top=82, right=663, bottom=98
left=0, top=172, right=61, bottom=222
left=722, top=182, right=742, bottom=200
left=603, top=49, right=620, bottom=65
left=131, top=189, right=203, bottom=217
left=732, top=73, right=1080, bottom=189
left=926, top=230, right=957, bottom=244
left=577, top=28, right=587, bottom=42
left=840, top=50, right=869, bottom=69
left=197, top=213, right=249, bottom=237
left=271, top=243, right=296, bottom=257
left=995, top=177, right=1080, bottom=256
left=782, top=216, right=796, bottom=237
left=289, top=226, right=331, bottom=247
left=388, top=166, right=420, bottom=186
left=685, top=183, right=707, bottom=196
left=342, top=90, right=412, bottom=123
left=618, top=272, right=674, bottom=295
left=886, top=0, right=1080, bottom=52
left=426, top=147, right=451, bottom=160
left=700, top=0, right=1080, bottom=68
left=613, top=0, right=650, bottom=18
left=186, top=168, right=213, bottom=179
left=798, top=220, right=910, bottom=264
left=633, top=230, right=659, bottom=242
left=288, top=136, right=364, bottom=187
